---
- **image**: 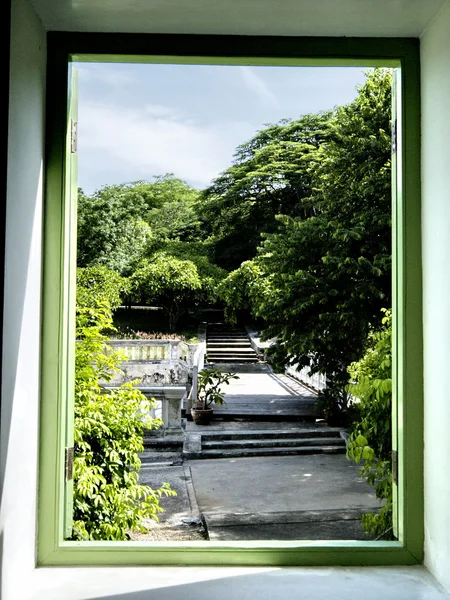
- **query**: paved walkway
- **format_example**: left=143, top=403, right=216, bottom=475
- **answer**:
left=211, top=370, right=318, bottom=420
left=187, top=454, right=379, bottom=541
left=139, top=362, right=381, bottom=541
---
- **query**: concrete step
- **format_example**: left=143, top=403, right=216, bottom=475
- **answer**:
left=139, top=450, right=183, bottom=464
left=204, top=362, right=271, bottom=373
left=207, top=351, right=255, bottom=355
left=199, top=445, right=346, bottom=459
left=201, top=429, right=342, bottom=441
left=207, top=358, right=259, bottom=363
left=208, top=328, right=247, bottom=333
left=207, top=341, right=253, bottom=346
left=207, top=353, right=258, bottom=359
left=207, top=345, right=255, bottom=350
left=142, top=436, right=184, bottom=451
left=211, top=411, right=317, bottom=422
left=202, top=437, right=345, bottom=450
left=208, top=336, right=248, bottom=340
left=207, top=338, right=250, bottom=343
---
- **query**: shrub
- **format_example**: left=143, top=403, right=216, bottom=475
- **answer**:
left=346, top=309, right=393, bottom=539
left=77, top=265, right=130, bottom=312
left=72, top=300, right=175, bottom=540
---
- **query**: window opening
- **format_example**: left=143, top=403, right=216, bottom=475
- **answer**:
left=38, top=35, right=422, bottom=567
left=71, top=62, right=395, bottom=544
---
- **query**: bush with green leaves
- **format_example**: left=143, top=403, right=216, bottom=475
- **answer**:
left=73, top=300, right=175, bottom=541
left=346, top=309, right=393, bottom=539
left=77, top=265, right=130, bottom=312
left=216, top=260, right=263, bottom=325
left=130, top=253, right=205, bottom=331
left=195, top=367, right=239, bottom=409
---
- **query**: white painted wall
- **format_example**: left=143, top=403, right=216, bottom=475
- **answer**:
left=0, top=0, right=46, bottom=598
left=421, top=0, right=450, bottom=593
left=2, top=0, right=450, bottom=597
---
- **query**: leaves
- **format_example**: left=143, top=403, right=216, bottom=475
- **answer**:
left=73, top=297, right=175, bottom=541
left=200, top=113, right=331, bottom=270
left=195, top=367, right=239, bottom=408
left=346, top=309, right=393, bottom=539
left=217, top=69, right=393, bottom=423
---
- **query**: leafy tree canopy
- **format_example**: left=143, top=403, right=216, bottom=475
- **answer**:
left=77, top=265, right=130, bottom=312
left=200, top=112, right=332, bottom=269
left=218, top=69, right=392, bottom=421
left=130, top=253, right=204, bottom=331
left=77, top=175, right=201, bottom=274
left=346, top=309, right=393, bottom=539
left=73, top=298, right=175, bottom=540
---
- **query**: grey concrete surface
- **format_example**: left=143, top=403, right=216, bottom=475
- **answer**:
left=188, top=454, right=379, bottom=514
left=188, top=453, right=380, bottom=540
left=139, top=464, right=198, bottom=523
left=30, top=566, right=450, bottom=600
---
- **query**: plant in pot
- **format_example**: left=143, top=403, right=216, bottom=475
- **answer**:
left=191, top=367, right=239, bottom=425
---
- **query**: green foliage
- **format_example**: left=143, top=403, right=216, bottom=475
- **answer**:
left=346, top=309, right=393, bottom=539
left=77, top=175, right=201, bottom=275
left=130, top=253, right=203, bottom=331
left=73, top=300, right=176, bottom=540
left=217, top=260, right=265, bottom=324
left=145, top=175, right=201, bottom=242
left=77, top=183, right=152, bottom=275
left=76, top=265, right=130, bottom=312
left=150, top=240, right=227, bottom=304
left=231, top=69, right=392, bottom=422
left=201, top=113, right=331, bottom=270
left=195, top=367, right=239, bottom=409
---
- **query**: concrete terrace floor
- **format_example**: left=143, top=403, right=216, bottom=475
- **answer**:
left=205, top=370, right=319, bottom=419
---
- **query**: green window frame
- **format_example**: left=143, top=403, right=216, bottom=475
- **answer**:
left=39, top=33, right=422, bottom=566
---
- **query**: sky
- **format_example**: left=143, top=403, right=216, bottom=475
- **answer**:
left=75, top=63, right=372, bottom=195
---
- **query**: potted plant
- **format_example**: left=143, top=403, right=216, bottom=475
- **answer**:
left=191, top=367, right=239, bottom=425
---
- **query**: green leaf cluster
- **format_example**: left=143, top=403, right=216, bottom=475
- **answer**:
left=129, top=253, right=204, bottom=331
left=200, top=113, right=331, bottom=270
left=77, top=265, right=130, bottom=312
left=216, top=69, right=392, bottom=422
left=73, top=297, right=175, bottom=540
left=195, top=367, right=239, bottom=409
left=346, top=309, right=393, bottom=539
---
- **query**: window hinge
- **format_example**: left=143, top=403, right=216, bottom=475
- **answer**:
left=392, top=449, right=398, bottom=485
left=71, top=120, right=78, bottom=153
left=391, top=119, right=397, bottom=153
left=65, top=446, right=74, bottom=481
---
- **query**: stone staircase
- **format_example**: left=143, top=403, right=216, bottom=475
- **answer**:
left=183, top=427, right=347, bottom=459
left=140, top=433, right=184, bottom=466
left=206, top=323, right=259, bottom=364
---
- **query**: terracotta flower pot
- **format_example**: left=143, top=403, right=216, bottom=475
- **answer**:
left=191, top=406, right=214, bottom=425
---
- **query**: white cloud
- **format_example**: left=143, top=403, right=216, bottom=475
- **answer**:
left=78, top=101, right=254, bottom=189
left=239, top=66, right=280, bottom=108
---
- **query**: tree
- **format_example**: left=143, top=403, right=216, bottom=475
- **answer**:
left=77, top=265, right=130, bottom=312
left=200, top=113, right=331, bottom=269
left=153, top=240, right=227, bottom=304
left=222, top=70, right=392, bottom=422
left=77, top=183, right=150, bottom=274
left=217, top=260, right=265, bottom=324
left=77, top=175, right=201, bottom=274
left=130, top=253, right=203, bottom=331
left=346, top=309, right=393, bottom=539
left=145, top=175, right=201, bottom=242
left=73, top=297, right=175, bottom=541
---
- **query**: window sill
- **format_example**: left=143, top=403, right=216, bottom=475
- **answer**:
left=30, top=565, right=449, bottom=600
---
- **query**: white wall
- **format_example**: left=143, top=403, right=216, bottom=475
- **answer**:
left=0, top=0, right=46, bottom=598
left=421, top=0, right=450, bottom=593
left=2, top=0, right=450, bottom=596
